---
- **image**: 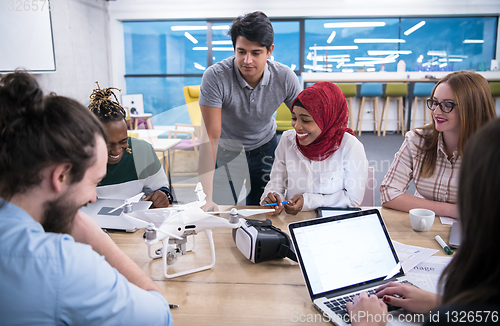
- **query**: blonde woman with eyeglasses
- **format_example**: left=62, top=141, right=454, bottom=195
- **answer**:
left=380, top=71, right=496, bottom=218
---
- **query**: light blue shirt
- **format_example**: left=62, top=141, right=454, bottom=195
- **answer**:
left=0, top=199, right=173, bottom=326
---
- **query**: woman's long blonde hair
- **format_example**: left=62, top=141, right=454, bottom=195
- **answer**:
left=416, top=71, right=496, bottom=178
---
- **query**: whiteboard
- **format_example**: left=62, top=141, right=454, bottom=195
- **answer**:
left=0, top=5, right=56, bottom=72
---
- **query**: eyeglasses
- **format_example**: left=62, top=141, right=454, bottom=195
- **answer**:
left=426, top=98, right=456, bottom=113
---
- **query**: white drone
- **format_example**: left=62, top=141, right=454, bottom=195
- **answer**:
left=116, top=183, right=274, bottom=278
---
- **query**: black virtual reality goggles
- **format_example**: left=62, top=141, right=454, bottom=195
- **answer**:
left=232, top=218, right=297, bottom=263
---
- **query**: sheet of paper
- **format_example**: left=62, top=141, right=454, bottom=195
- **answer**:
left=439, top=216, right=456, bottom=225
left=392, top=241, right=439, bottom=274
left=405, top=256, right=452, bottom=293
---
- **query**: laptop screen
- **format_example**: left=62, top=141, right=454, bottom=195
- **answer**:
left=289, top=209, right=400, bottom=297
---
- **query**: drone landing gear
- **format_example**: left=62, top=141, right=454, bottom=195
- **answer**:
left=160, top=230, right=216, bottom=278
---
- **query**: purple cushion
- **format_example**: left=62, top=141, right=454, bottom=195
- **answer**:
left=174, top=139, right=200, bottom=151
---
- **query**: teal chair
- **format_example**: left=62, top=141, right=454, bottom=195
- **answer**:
left=335, top=83, right=357, bottom=130
left=356, top=83, right=383, bottom=136
left=380, top=83, right=408, bottom=136
left=411, top=82, right=436, bottom=129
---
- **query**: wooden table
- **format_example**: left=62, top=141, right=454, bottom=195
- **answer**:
left=109, top=207, right=453, bottom=325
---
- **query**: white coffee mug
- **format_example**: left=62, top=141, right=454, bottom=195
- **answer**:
left=409, top=208, right=435, bottom=232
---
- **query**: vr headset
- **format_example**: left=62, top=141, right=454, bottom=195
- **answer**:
left=232, top=218, right=297, bottom=263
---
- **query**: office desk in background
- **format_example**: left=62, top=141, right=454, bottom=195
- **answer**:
left=109, top=207, right=452, bottom=326
left=143, top=138, right=181, bottom=193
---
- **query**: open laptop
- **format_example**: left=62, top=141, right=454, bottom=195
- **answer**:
left=288, top=209, right=407, bottom=325
left=79, top=198, right=152, bottom=232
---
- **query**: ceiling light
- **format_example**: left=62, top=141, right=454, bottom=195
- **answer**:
left=404, top=21, right=426, bottom=36
left=355, top=57, right=384, bottom=61
left=212, top=47, right=234, bottom=51
left=327, top=31, right=336, bottom=44
left=309, top=45, right=359, bottom=50
left=427, top=51, right=447, bottom=56
left=343, top=62, right=375, bottom=67
left=193, top=46, right=234, bottom=51
left=194, top=62, right=206, bottom=70
left=439, top=63, right=448, bottom=68
left=303, top=64, right=332, bottom=72
left=448, top=58, right=463, bottom=62
left=290, top=64, right=296, bottom=70
left=307, top=53, right=350, bottom=60
left=354, top=39, right=406, bottom=43
left=212, top=40, right=232, bottom=45
left=324, top=22, right=386, bottom=28
left=449, top=55, right=468, bottom=58
left=342, top=68, right=354, bottom=73
left=184, top=32, right=198, bottom=44
left=463, top=39, right=484, bottom=44
left=367, top=50, right=412, bottom=55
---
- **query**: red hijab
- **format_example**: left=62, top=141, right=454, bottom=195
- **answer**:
left=291, top=81, right=355, bottom=161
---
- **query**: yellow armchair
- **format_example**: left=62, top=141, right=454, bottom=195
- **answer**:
left=182, top=85, right=202, bottom=138
left=276, top=103, right=293, bottom=132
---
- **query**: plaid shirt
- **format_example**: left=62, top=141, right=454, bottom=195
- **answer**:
left=380, top=129, right=461, bottom=205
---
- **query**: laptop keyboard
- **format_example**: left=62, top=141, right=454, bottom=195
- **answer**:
left=324, top=280, right=414, bottom=324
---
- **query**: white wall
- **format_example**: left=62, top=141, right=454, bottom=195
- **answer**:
left=107, top=0, right=500, bottom=90
left=107, top=0, right=500, bottom=19
left=36, top=0, right=111, bottom=105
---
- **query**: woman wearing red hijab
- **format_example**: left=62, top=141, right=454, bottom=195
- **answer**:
left=261, top=82, right=368, bottom=215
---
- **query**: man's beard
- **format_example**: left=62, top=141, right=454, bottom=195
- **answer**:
left=41, top=192, right=81, bottom=234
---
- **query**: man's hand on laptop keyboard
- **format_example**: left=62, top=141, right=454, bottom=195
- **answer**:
left=376, top=281, right=440, bottom=314
left=346, top=291, right=388, bottom=326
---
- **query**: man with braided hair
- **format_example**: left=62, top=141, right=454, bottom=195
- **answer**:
left=88, top=83, right=173, bottom=208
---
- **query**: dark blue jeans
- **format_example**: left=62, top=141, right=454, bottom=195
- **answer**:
left=213, top=135, right=277, bottom=206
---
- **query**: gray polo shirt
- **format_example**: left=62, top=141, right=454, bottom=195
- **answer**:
left=199, top=56, right=302, bottom=151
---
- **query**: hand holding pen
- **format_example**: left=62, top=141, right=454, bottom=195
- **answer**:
left=263, top=201, right=289, bottom=206
left=261, top=192, right=287, bottom=215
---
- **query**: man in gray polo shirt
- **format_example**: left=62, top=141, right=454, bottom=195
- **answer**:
left=198, top=11, right=301, bottom=210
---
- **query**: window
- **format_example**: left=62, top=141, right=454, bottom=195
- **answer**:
left=400, top=17, right=497, bottom=72
left=123, top=21, right=206, bottom=123
left=122, top=16, right=497, bottom=123
left=305, top=18, right=401, bottom=72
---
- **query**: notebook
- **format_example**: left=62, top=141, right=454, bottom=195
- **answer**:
left=79, top=198, right=152, bottom=232
left=448, top=221, right=461, bottom=248
left=288, top=209, right=406, bottom=325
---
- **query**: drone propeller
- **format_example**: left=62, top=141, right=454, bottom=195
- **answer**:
left=108, top=192, right=145, bottom=214
left=121, top=213, right=183, bottom=240
left=209, top=208, right=274, bottom=217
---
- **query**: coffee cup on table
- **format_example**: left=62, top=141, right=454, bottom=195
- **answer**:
left=409, top=208, right=435, bottom=232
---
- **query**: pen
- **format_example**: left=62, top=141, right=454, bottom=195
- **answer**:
left=263, top=201, right=289, bottom=206
left=169, top=304, right=179, bottom=309
left=435, top=235, right=453, bottom=255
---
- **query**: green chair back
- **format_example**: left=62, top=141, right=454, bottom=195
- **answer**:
left=384, top=83, right=408, bottom=97
left=276, top=103, right=293, bottom=131
left=336, top=83, right=357, bottom=98
left=489, top=82, right=500, bottom=97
